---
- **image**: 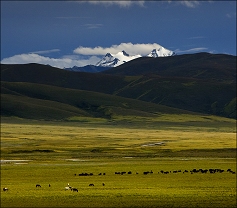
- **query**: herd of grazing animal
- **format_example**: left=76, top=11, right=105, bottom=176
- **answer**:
left=64, top=183, right=78, bottom=192
left=2, top=168, right=235, bottom=193
left=63, top=182, right=103, bottom=191
left=76, top=172, right=106, bottom=176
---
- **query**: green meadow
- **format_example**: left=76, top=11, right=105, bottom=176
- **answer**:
left=1, top=116, right=236, bottom=207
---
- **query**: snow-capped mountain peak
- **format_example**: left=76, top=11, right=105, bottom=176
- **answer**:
left=105, top=53, right=113, bottom=57
left=147, top=47, right=175, bottom=58
left=96, top=50, right=141, bottom=67
left=96, top=45, right=175, bottom=67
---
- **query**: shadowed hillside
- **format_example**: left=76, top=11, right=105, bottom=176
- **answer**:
left=103, top=53, right=236, bottom=82
left=1, top=82, right=199, bottom=120
left=1, top=53, right=236, bottom=119
left=0, top=63, right=127, bottom=94
left=111, top=75, right=236, bottom=118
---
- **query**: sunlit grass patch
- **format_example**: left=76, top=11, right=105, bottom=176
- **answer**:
left=1, top=117, right=236, bottom=207
left=1, top=158, right=236, bottom=207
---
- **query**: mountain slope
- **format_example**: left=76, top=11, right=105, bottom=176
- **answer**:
left=96, top=46, right=175, bottom=67
left=112, top=75, right=236, bottom=118
left=103, top=53, right=236, bottom=82
left=64, top=65, right=110, bottom=73
left=0, top=63, right=128, bottom=94
left=1, top=53, right=236, bottom=119
left=96, top=51, right=142, bottom=67
left=101, top=53, right=236, bottom=118
left=1, top=81, right=199, bottom=120
left=147, top=48, right=175, bottom=57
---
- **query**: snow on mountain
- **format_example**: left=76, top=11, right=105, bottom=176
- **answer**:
left=96, top=46, right=175, bottom=67
left=147, top=48, right=175, bottom=58
left=96, top=50, right=141, bottom=67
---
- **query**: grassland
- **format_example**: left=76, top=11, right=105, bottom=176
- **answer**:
left=1, top=116, right=236, bottom=207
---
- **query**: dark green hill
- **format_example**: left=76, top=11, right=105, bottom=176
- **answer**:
left=64, top=65, right=110, bottom=73
left=112, top=75, right=236, bottom=118
left=1, top=81, right=197, bottom=120
left=103, top=53, right=236, bottom=82
left=0, top=63, right=127, bottom=94
left=1, top=53, right=236, bottom=119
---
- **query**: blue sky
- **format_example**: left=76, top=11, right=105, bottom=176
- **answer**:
left=1, top=1, right=236, bottom=68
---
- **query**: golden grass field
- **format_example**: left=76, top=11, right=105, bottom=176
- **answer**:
left=1, top=115, right=236, bottom=207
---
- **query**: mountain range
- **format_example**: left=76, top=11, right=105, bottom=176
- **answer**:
left=95, top=50, right=142, bottom=68
left=65, top=45, right=175, bottom=72
left=1, top=52, right=236, bottom=120
left=96, top=46, right=175, bottom=67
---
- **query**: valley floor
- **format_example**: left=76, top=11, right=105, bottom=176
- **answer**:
left=1, top=117, right=236, bottom=207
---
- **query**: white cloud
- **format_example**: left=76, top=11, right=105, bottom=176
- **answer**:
left=1, top=53, right=101, bottom=69
left=1, top=44, right=209, bottom=69
left=83, top=23, right=103, bottom=29
left=73, top=42, right=168, bottom=56
left=167, top=0, right=200, bottom=8
left=85, top=1, right=145, bottom=8
left=174, top=47, right=208, bottom=54
left=29, top=49, right=60, bottom=54
left=179, top=1, right=200, bottom=8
